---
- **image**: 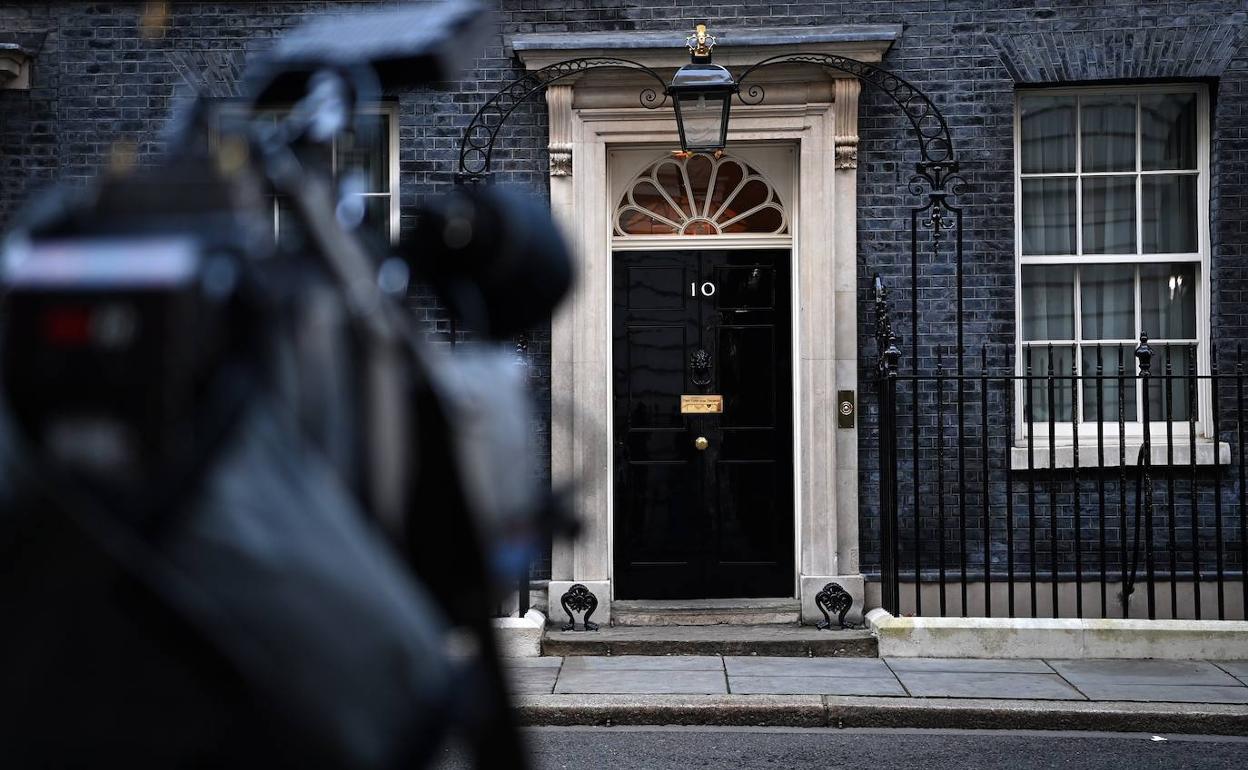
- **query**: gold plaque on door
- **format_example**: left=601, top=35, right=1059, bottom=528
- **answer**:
left=680, top=395, right=723, bottom=414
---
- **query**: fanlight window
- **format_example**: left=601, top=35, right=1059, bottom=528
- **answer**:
left=615, top=153, right=788, bottom=236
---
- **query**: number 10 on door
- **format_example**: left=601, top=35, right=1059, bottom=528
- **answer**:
left=691, top=281, right=716, bottom=297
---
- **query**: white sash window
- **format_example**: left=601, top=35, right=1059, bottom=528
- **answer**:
left=215, top=104, right=399, bottom=245
left=1014, top=85, right=1209, bottom=435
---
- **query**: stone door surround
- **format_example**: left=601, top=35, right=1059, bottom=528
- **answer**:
left=508, top=25, right=901, bottom=625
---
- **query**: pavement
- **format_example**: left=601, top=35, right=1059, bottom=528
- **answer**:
left=504, top=656, right=1248, bottom=734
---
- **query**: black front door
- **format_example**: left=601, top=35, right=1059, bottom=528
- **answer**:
left=613, top=249, right=794, bottom=599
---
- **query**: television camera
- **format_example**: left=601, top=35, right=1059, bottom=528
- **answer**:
left=0, top=3, right=572, bottom=767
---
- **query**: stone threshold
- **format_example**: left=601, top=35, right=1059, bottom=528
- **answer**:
left=612, top=598, right=801, bottom=626
left=867, top=608, right=1248, bottom=660
left=543, top=624, right=876, bottom=657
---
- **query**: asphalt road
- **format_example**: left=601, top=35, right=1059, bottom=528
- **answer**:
left=434, top=726, right=1248, bottom=769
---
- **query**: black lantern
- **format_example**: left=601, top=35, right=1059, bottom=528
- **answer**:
left=668, top=25, right=736, bottom=153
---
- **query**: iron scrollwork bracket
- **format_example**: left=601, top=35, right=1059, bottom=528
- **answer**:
left=909, top=160, right=967, bottom=241
left=735, top=53, right=957, bottom=167
left=814, top=582, right=854, bottom=630
left=873, top=274, right=901, bottom=377
left=458, top=57, right=670, bottom=183
left=559, top=583, right=600, bottom=631
left=734, top=52, right=967, bottom=246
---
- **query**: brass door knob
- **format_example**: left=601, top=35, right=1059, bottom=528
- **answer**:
left=694, top=436, right=709, bottom=451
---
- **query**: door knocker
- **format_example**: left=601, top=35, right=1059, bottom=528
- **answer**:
left=689, top=348, right=712, bottom=386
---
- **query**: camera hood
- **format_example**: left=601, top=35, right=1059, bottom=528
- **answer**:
left=245, top=1, right=491, bottom=104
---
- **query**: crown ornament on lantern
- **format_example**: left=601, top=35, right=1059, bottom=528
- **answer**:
left=686, top=24, right=716, bottom=58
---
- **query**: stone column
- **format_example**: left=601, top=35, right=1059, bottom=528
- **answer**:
left=799, top=77, right=865, bottom=625
left=832, top=77, right=862, bottom=582
left=546, top=84, right=611, bottom=625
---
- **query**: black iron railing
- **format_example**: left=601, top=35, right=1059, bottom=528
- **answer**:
left=493, top=575, right=531, bottom=619
left=875, top=277, right=1247, bottom=621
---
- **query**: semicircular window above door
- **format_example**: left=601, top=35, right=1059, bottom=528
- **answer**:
left=615, top=152, right=789, bottom=236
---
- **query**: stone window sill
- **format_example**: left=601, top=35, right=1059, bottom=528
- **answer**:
left=1010, top=440, right=1231, bottom=471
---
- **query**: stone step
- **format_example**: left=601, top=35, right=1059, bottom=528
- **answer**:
left=610, top=598, right=802, bottom=626
left=542, top=624, right=877, bottom=657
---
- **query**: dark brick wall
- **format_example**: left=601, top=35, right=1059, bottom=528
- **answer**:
left=1, top=2, right=1246, bottom=594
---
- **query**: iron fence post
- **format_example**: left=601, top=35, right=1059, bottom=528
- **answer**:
left=875, top=275, right=902, bottom=614
left=1136, top=334, right=1156, bottom=619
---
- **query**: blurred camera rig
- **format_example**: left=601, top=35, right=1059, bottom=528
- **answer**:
left=0, top=3, right=573, bottom=768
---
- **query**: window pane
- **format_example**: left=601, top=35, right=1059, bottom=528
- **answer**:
left=656, top=161, right=694, bottom=218
left=1146, top=344, right=1195, bottom=422
left=631, top=181, right=684, bottom=225
left=361, top=196, right=392, bottom=242
left=1080, top=265, right=1134, bottom=340
left=707, top=160, right=745, bottom=216
left=335, top=114, right=390, bottom=193
left=677, top=92, right=728, bottom=150
left=1141, top=174, right=1197, bottom=253
left=1140, top=263, right=1197, bottom=340
left=1140, top=93, right=1197, bottom=171
left=1082, top=176, right=1136, bottom=254
left=1021, top=177, right=1075, bottom=255
left=1020, top=95, right=1075, bottom=174
left=721, top=179, right=769, bottom=220
left=1081, top=345, right=1138, bottom=422
left=618, top=207, right=677, bottom=235
left=1022, top=265, right=1074, bottom=341
left=276, top=196, right=302, bottom=249
left=685, top=153, right=714, bottom=214
left=1080, top=95, right=1136, bottom=172
left=1023, top=345, right=1075, bottom=423
left=721, top=206, right=783, bottom=234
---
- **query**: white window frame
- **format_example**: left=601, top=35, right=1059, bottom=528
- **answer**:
left=1012, top=83, right=1212, bottom=443
left=348, top=102, right=401, bottom=246
left=213, top=102, right=401, bottom=244
left=610, top=146, right=794, bottom=249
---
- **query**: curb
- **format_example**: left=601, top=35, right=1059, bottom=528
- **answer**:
left=514, top=694, right=1248, bottom=736
left=515, top=695, right=825, bottom=728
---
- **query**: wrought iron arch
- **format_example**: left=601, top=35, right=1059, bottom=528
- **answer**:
left=457, top=57, right=670, bottom=183
left=736, top=54, right=954, bottom=168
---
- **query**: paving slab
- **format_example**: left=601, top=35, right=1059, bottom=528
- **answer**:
left=1048, top=659, right=1243, bottom=687
left=893, top=671, right=1086, bottom=700
left=559, top=655, right=723, bottom=672
left=508, top=668, right=560, bottom=696
left=503, top=656, right=564, bottom=668
left=724, top=656, right=891, bottom=677
left=885, top=657, right=1053, bottom=674
left=1071, top=683, right=1248, bottom=704
left=554, top=668, right=727, bottom=695
left=729, top=674, right=907, bottom=696
left=1213, top=660, right=1248, bottom=679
